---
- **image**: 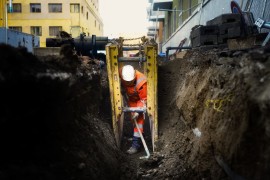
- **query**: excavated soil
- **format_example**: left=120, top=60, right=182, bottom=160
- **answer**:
left=0, top=43, right=270, bottom=180
left=0, top=44, right=135, bottom=180
left=139, top=46, right=270, bottom=180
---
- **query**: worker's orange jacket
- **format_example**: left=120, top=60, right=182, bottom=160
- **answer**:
left=120, top=70, right=147, bottom=103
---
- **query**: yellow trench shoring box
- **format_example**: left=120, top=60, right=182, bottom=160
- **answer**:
left=106, top=37, right=158, bottom=152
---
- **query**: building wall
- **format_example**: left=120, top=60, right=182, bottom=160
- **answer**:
left=3, top=0, right=103, bottom=47
left=162, top=0, right=232, bottom=53
left=161, top=0, right=270, bottom=54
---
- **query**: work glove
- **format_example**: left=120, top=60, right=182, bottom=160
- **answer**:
left=140, top=100, right=147, bottom=108
left=131, top=112, right=139, bottom=120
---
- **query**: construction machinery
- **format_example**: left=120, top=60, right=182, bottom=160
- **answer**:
left=46, top=31, right=108, bottom=58
left=106, top=37, right=158, bottom=155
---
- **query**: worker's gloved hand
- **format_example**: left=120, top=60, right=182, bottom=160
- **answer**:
left=140, top=100, right=147, bottom=108
left=131, top=112, right=139, bottom=120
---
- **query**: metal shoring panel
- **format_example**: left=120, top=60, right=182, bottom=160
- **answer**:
left=145, top=45, right=158, bottom=152
left=106, top=44, right=123, bottom=147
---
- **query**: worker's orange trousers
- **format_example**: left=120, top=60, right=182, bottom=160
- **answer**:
left=128, top=100, right=145, bottom=137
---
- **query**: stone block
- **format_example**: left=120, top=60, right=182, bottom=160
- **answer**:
left=207, top=13, right=241, bottom=26
left=191, top=35, right=218, bottom=47
left=190, top=25, right=219, bottom=38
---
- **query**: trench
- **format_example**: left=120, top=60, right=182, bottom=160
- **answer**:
left=0, top=43, right=270, bottom=180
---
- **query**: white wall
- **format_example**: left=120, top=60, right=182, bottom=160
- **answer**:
left=162, top=0, right=249, bottom=54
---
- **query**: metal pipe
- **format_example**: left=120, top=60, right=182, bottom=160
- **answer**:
left=165, top=46, right=192, bottom=61
left=118, top=57, right=146, bottom=62
left=122, top=107, right=146, bottom=113
left=247, top=0, right=253, bottom=12
left=263, top=23, right=270, bottom=29
left=166, top=46, right=192, bottom=50
left=154, top=8, right=159, bottom=41
left=122, top=46, right=142, bottom=51
left=240, top=0, right=243, bottom=9
left=9, top=0, right=12, bottom=12
left=262, top=0, right=267, bottom=18
left=262, top=33, right=270, bottom=47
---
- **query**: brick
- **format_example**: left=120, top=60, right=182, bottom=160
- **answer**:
left=191, top=35, right=218, bottom=47
left=207, top=13, right=241, bottom=26
left=190, top=25, right=219, bottom=38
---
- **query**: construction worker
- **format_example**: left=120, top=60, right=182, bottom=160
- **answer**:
left=120, top=65, right=147, bottom=154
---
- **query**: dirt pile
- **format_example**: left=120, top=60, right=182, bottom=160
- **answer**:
left=139, top=46, right=270, bottom=179
left=1, top=43, right=270, bottom=180
left=0, top=44, right=135, bottom=180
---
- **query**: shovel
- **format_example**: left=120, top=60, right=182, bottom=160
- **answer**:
left=133, top=116, right=150, bottom=159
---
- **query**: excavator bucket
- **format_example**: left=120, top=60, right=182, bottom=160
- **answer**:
left=106, top=37, right=158, bottom=152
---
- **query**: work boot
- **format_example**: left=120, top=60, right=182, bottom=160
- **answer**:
left=126, top=146, right=138, bottom=154
left=126, top=136, right=141, bottom=154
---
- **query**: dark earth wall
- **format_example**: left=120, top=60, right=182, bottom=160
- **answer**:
left=154, top=47, right=270, bottom=179
left=0, top=44, right=134, bottom=180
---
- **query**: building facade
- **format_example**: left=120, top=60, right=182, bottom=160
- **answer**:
left=147, top=0, right=270, bottom=54
left=0, top=0, right=104, bottom=47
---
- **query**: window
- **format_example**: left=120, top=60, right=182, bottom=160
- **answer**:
left=49, top=26, right=62, bottom=36
left=70, top=4, right=80, bottom=13
left=31, top=26, right=42, bottom=36
left=30, top=3, right=41, bottom=13
left=167, top=12, right=172, bottom=36
left=173, top=7, right=177, bottom=32
left=81, top=6, right=84, bottom=13
left=48, top=3, right=62, bottom=13
left=86, top=12, right=88, bottom=19
left=7, top=3, right=21, bottom=13
left=95, top=20, right=96, bottom=27
left=9, top=26, right=22, bottom=32
left=191, top=0, right=199, bottom=13
left=178, top=0, right=199, bottom=24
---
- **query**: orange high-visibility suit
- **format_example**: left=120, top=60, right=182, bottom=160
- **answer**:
left=121, top=70, right=147, bottom=137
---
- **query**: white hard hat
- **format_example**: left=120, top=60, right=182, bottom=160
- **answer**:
left=122, top=65, right=135, bottom=81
